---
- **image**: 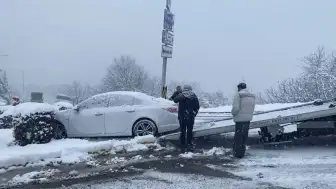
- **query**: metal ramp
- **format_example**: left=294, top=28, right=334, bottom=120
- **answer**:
left=160, top=99, right=336, bottom=141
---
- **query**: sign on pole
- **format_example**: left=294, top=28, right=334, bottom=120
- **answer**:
left=162, top=30, right=174, bottom=46
left=163, top=9, right=174, bottom=32
left=161, top=0, right=174, bottom=98
left=161, top=45, right=173, bottom=58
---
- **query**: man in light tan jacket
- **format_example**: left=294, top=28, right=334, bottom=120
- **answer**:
left=231, top=83, right=256, bottom=158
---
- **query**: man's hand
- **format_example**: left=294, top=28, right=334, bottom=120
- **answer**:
left=169, top=91, right=180, bottom=101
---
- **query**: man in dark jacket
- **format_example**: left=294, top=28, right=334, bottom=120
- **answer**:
left=173, top=85, right=200, bottom=148
left=169, top=86, right=182, bottom=101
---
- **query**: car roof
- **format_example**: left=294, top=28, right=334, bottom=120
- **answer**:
left=91, top=91, right=149, bottom=99
left=89, top=91, right=174, bottom=105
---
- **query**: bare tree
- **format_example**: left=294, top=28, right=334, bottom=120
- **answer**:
left=83, top=84, right=100, bottom=99
left=142, top=76, right=161, bottom=97
left=66, top=81, right=85, bottom=104
left=102, top=56, right=149, bottom=92
left=263, top=47, right=336, bottom=103
left=0, top=70, right=11, bottom=105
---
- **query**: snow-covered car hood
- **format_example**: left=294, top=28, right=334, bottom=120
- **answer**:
left=53, top=101, right=74, bottom=111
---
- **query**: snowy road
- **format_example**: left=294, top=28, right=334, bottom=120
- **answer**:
left=49, top=146, right=336, bottom=189
left=1, top=126, right=336, bottom=189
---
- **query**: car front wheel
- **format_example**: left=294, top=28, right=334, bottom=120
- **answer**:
left=132, top=119, right=157, bottom=137
left=53, top=121, right=67, bottom=139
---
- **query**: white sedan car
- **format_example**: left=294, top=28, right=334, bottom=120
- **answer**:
left=55, top=91, right=179, bottom=138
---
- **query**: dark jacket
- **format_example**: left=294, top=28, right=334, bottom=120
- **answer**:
left=169, top=91, right=180, bottom=101
left=173, top=89, right=200, bottom=120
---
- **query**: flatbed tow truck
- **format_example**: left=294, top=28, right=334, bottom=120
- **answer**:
left=160, top=99, right=336, bottom=144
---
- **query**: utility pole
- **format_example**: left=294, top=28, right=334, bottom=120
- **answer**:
left=21, top=70, right=25, bottom=102
left=161, top=0, right=174, bottom=99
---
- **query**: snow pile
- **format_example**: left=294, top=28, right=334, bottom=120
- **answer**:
left=204, top=147, right=229, bottom=156
left=8, top=169, right=60, bottom=185
left=0, top=105, right=10, bottom=114
left=179, top=147, right=230, bottom=159
left=200, top=102, right=307, bottom=113
left=0, top=134, right=158, bottom=169
left=0, top=102, right=57, bottom=118
left=0, top=129, right=13, bottom=148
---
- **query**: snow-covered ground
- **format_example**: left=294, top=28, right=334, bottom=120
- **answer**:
left=0, top=129, right=159, bottom=170
left=54, top=147, right=336, bottom=189
left=230, top=148, right=336, bottom=189
left=66, top=171, right=259, bottom=189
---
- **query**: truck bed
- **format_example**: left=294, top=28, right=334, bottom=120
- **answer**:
left=160, top=100, right=336, bottom=140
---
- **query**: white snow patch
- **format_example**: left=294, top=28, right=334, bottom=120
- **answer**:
left=178, top=147, right=230, bottom=159
left=0, top=133, right=159, bottom=170
left=132, top=155, right=143, bottom=161
left=8, top=169, right=59, bottom=185
left=0, top=105, right=10, bottom=113
left=68, top=170, right=79, bottom=176
left=0, top=129, right=13, bottom=148
left=134, top=135, right=156, bottom=144
left=179, top=152, right=194, bottom=159
left=0, top=102, right=57, bottom=118
left=204, top=147, right=229, bottom=156
left=107, top=157, right=126, bottom=164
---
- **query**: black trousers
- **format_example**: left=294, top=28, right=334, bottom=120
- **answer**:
left=179, top=117, right=195, bottom=147
left=233, top=122, right=250, bottom=158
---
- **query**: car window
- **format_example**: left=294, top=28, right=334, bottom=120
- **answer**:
left=132, top=97, right=143, bottom=105
left=106, top=95, right=134, bottom=107
left=101, top=95, right=119, bottom=107
left=78, top=96, right=109, bottom=109
left=79, top=94, right=143, bottom=109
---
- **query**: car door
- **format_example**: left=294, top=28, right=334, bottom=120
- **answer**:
left=68, top=97, right=106, bottom=137
left=104, top=94, right=139, bottom=136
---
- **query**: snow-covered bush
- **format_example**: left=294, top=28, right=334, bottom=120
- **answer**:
left=13, top=112, right=56, bottom=146
left=0, top=114, right=19, bottom=129
left=0, top=102, right=62, bottom=146
left=0, top=103, right=57, bottom=130
left=0, top=106, right=17, bottom=129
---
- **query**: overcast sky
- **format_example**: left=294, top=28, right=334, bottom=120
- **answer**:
left=1, top=0, right=336, bottom=97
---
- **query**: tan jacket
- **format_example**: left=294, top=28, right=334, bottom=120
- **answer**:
left=231, top=89, right=256, bottom=123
